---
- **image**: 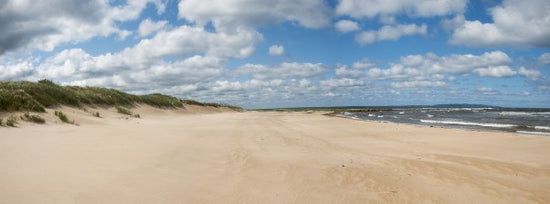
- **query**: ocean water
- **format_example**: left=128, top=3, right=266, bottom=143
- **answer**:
left=341, top=108, right=550, bottom=135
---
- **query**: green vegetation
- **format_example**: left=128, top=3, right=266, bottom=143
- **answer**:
left=21, top=112, right=46, bottom=124
left=54, top=111, right=73, bottom=124
left=116, top=106, right=141, bottom=118
left=141, top=93, right=184, bottom=108
left=0, top=80, right=242, bottom=113
left=6, top=116, right=17, bottom=127
left=0, top=89, right=45, bottom=112
left=116, top=106, right=132, bottom=115
left=93, top=112, right=101, bottom=117
left=181, top=99, right=244, bottom=111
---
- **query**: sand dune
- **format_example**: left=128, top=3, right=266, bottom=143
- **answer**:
left=1, top=110, right=549, bottom=203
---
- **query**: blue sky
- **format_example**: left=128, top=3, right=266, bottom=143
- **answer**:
left=1, top=0, right=549, bottom=108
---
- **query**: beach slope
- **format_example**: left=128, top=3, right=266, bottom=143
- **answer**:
left=1, top=111, right=549, bottom=203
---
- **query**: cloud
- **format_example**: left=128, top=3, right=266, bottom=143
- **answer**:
left=396, top=51, right=512, bottom=75
left=476, top=87, right=498, bottom=95
left=122, top=25, right=261, bottom=63
left=0, top=61, right=34, bottom=80
left=320, top=78, right=365, bottom=88
left=473, top=66, right=517, bottom=77
left=334, top=20, right=360, bottom=33
left=449, top=0, right=550, bottom=47
left=0, top=0, right=165, bottom=55
left=391, top=80, right=446, bottom=88
left=33, top=49, right=226, bottom=93
left=268, top=45, right=284, bottom=56
left=355, top=23, right=427, bottom=45
left=441, top=14, right=465, bottom=32
left=233, top=62, right=327, bottom=79
left=17, top=20, right=264, bottom=91
left=336, top=0, right=467, bottom=19
left=518, top=67, right=541, bottom=80
left=178, top=0, right=332, bottom=32
left=352, top=59, right=375, bottom=69
left=539, top=53, right=550, bottom=65
left=334, top=51, right=516, bottom=88
left=138, top=18, right=168, bottom=37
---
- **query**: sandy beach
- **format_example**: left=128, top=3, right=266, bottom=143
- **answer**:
left=1, top=107, right=549, bottom=203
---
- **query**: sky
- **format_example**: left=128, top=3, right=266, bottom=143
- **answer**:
left=1, top=0, right=549, bottom=109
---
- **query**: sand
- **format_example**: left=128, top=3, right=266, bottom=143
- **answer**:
left=1, top=107, right=549, bottom=203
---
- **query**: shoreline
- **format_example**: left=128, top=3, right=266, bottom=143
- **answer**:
left=335, top=112, right=550, bottom=137
left=1, top=111, right=549, bottom=203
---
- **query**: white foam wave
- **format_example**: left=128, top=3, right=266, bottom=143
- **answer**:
left=516, top=131, right=550, bottom=136
left=499, top=111, right=550, bottom=116
left=535, top=126, right=550, bottom=131
left=420, top=120, right=515, bottom=128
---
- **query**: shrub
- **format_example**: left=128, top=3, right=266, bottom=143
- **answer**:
left=93, top=112, right=101, bottom=117
left=54, top=111, right=73, bottom=124
left=0, top=89, right=45, bottom=112
left=0, top=118, right=3, bottom=126
left=116, top=106, right=132, bottom=115
left=22, top=113, right=46, bottom=124
left=6, top=116, right=17, bottom=127
left=140, top=93, right=183, bottom=108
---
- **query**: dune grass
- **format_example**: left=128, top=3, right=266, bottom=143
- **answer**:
left=1, top=80, right=243, bottom=114
left=5, top=116, right=17, bottom=127
left=0, top=80, right=235, bottom=112
left=181, top=99, right=244, bottom=111
left=141, top=93, right=184, bottom=108
left=54, top=111, right=73, bottom=124
left=21, top=113, right=46, bottom=124
left=116, top=106, right=141, bottom=118
left=116, top=106, right=132, bottom=115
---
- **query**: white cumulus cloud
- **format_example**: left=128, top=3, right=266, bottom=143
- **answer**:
left=538, top=53, right=550, bottom=65
left=473, top=66, right=517, bottom=77
left=449, top=0, right=550, bottom=47
left=518, top=67, right=542, bottom=80
left=178, top=0, right=331, bottom=32
left=138, top=18, right=168, bottom=37
left=334, top=20, right=360, bottom=33
left=233, top=62, right=327, bottom=79
left=355, top=24, right=427, bottom=45
left=336, top=0, right=467, bottom=18
left=0, top=0, right=165, bottom=55
left=268, top=45, right=284, bottom=56
left=391, top=80, right=446, bottom=88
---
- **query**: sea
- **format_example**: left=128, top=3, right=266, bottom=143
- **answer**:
left=340, top=107, right=550, bottom=136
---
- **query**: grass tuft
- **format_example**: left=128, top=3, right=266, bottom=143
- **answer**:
left=181, top=99, right=244, bottom=111
left=6, top=116, right=17, bottom=127
left=21, top=112, right=46, bottom=124
left=116, top=106, right=132, bottom=115
left=54, top=111, right=74, bottom=124
left=140, top=93, right=183, bottom=108
left=115, top=106, right=141, bottom=118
